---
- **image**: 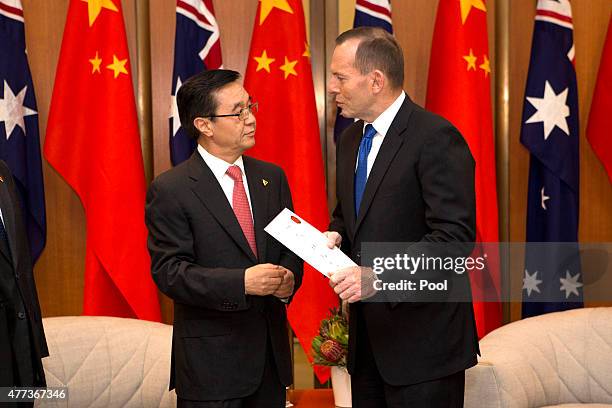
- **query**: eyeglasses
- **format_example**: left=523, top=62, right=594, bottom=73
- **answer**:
left=209, top=102, right=258, bottom=121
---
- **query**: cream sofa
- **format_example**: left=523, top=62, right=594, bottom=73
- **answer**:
left=38, top=316, right=176, bottom=407
left=465, top=307, right=612, bottom=408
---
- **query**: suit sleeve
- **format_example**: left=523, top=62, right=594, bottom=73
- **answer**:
left=278, top=169, right=303, bottom=300
left=385, top=125, right=476, bottom=308
left=418, top=125, right=476, bottom=245
left=328, top=137, right=349, bottom=249
left=145, top=180, right=249, bottom=311
left=0, top=160, right=49, bottom=358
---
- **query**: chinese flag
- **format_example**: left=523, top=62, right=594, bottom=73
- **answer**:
left=426, top=0, right=502, bottom=337
left=587, top=15, right=612, bottom=184
left=44, top=0, right=161, bottom=321
left=244, top=0, right=338, bottom=382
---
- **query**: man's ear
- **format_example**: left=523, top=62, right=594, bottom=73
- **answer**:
left=370, top=70, right=385, bottom=94
left=194, top=117, right=213, bottom=138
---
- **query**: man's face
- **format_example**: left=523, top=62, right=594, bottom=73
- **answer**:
left=208, top=81, right=256, bottom=156
left=328, top=39, right=373, bottom=120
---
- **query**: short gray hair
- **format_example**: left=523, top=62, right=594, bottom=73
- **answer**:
left=336, top=27, right=404, bottom=89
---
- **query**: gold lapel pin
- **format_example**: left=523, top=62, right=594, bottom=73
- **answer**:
left=0, top=176, right=4, bottom=183
left=262, top=179, right=269, bottom=186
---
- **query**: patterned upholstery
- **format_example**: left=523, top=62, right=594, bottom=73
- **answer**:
left=37, top=316, right=176, bottom=408
left=465, top=308, right=612, bottom=408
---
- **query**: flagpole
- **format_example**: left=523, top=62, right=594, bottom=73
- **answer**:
left=496, top=0, right=511, bottom=324
left=311, top=0, right=327, bottom=184
left=325, top=0, right=339, bottom=212
left=136, top=0, right=154, bottom=183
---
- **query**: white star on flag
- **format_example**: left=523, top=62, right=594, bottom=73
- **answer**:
left=541, top=187, right=550, bottom=210
left=559, top=270, right=583, bottom=298
left=0, top=80, right=37, bottom=140
left=523, top=269, right=542, bottom=297
left=525, top=80, right=570, bottom=140
left=170, top=76, right=183, bottom=138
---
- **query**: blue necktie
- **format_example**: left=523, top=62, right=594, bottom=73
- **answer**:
left=354, top=124, right=377, bottom=216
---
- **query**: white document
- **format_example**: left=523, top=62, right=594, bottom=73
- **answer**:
left=264, top=208, right=357, bottom=278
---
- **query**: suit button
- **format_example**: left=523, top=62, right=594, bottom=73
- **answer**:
left=14, top=272, right=20, bottom=279
left=17, top=311, right=26, bottom=319
left=356, top=252, right=361, bottom=260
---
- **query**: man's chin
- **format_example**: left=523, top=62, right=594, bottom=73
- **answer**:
left=338, top=109, right=354, bottom=119
left=242, top=135, right=256, bottom=149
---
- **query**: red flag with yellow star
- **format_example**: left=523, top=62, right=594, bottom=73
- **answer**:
left=244, top=0, right=337, bottom=382
left=426, top=0, right=501, bottom=337
left=44, top=0, right=161, bottom=321
left=587, top=14, right=612, bottom=184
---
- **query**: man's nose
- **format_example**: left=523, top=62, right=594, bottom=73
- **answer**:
left=244, top=110, right=256, bottom=126
left=328, top=77, right=338, bottom=94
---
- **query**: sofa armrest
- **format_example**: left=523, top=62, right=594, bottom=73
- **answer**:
left=465, top=360, right=502, bottom=408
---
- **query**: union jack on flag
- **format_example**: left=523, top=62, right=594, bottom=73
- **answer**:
left=170, top=0, right=222, bottom=166
left=354, top=0, right=392, bottom=33
left=0, top=0, right=46, bottom=263
left=520, top=0, right=582, bottom=318
left=334, top=0, right=393, bottom=141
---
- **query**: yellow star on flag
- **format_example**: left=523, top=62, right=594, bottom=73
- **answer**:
left=89, top=51, right=102, bottom=74
left=258, top=0, right=293, bottom=25
left=463, top=49, right=477, bottom=71
left=479, top=55, right=491, bottom=77
left=459, top=0, right=486, bottom=25
left=303, top=42, right=311, bottom=58
left=106, top=54, right=128, bottom=78
left=82, top=0, right=118, bottom=27
left=254, top=50, right=275, bottom=73
left=279, top=57, right=298, bottom=79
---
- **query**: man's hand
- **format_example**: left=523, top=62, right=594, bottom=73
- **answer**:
left=324, top=231, right=342, bottom=249
left=329, top=266, right=378, bottom=303
left=273, top=268, right=295, bottom=299
left=245, top=264, right=286, bottom=296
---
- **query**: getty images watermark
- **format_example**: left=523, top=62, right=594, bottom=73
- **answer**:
left=358, top=242, right=612, bottom=303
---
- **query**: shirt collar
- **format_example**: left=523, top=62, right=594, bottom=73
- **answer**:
left=364, top=91, right=406, bottom=136
left=197, top=144, right=245, bottom=180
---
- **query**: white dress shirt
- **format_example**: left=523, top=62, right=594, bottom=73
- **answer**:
left=197, top=145, right=254, bottom=220
left=356, top=91, right=406, bottom=178
left=198, top=146, right=291, bottom=301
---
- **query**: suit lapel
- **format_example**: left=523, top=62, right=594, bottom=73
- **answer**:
left=353, top=97, right=415, bottom=237
left=188, top=153, right=258, bottom=263
left=0, top=176, right=17, bottom=266
left=243, top=157, right=268, bottom=261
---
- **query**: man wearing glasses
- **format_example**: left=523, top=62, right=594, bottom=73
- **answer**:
left=145, top=69, right=302, bottom=408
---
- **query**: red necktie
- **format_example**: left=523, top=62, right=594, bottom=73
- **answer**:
left=226, top=165, right=257, bottom=258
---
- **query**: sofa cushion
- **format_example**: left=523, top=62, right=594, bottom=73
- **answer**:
left=466, top=308, right=612, bottom=408
left=541, top=405, right=612, bottom=407
left=38, top=316, right=176, bottom=408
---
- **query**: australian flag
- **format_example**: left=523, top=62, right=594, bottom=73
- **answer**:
left=521, top=0, right=582, bottom=318
left=334, top=0, right=393, bottom=142
left=170, top=0, right=222, bottom=166
left=0, top=0, right=46, bottom=263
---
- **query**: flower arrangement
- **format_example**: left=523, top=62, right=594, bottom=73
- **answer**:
left=311, top=308, right=349, bottom=367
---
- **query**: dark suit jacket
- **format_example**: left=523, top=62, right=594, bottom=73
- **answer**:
left=330, top=95, right=480, bottom=386
left=145, top=152, right=302, bottom=401
left=0, top=160, right=48, bottom=387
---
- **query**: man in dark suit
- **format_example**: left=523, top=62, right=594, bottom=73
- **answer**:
left=325, top=27, right=479, bottom=407
left=0, top=160, right=48, bottom=396
left=145, top=69, right=302, bottom=408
